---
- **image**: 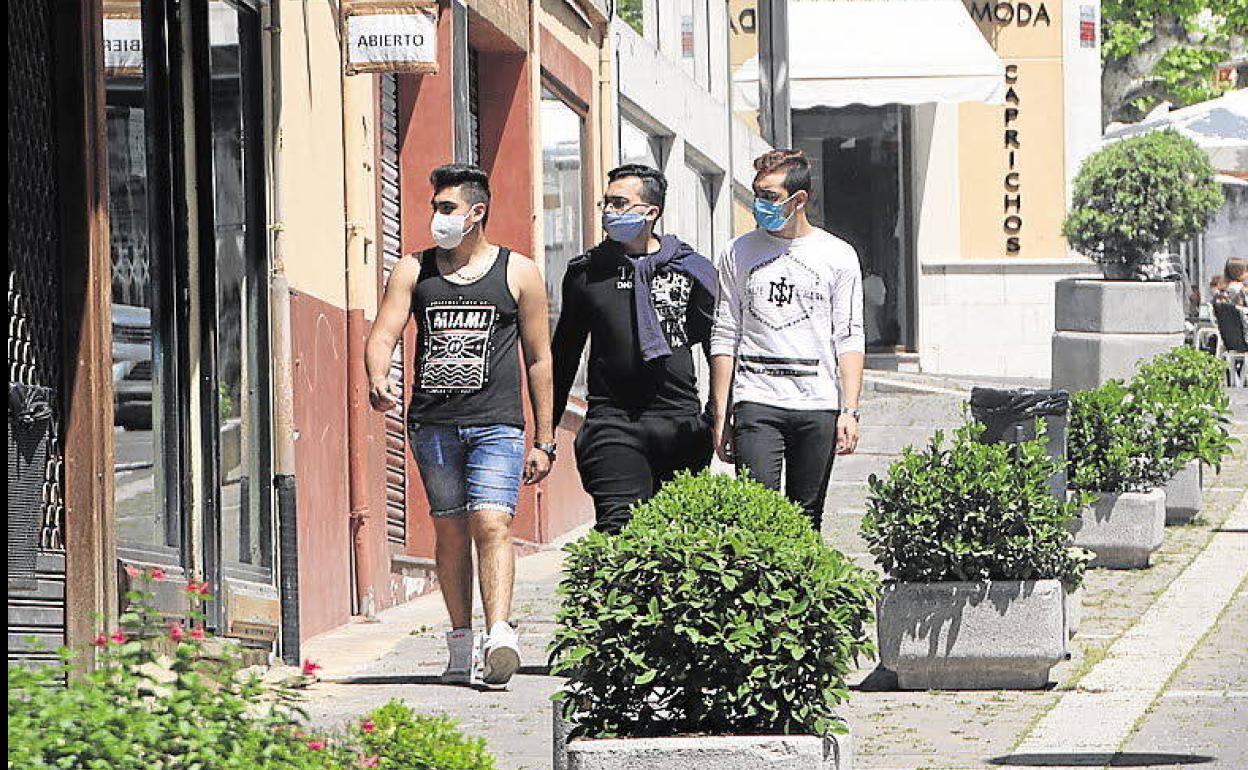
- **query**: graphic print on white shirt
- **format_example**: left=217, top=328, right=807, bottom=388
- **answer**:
left=420, top=301, right=498, bottom=392
left=746, top=252, right=827, bottom=331
left=649, top=270, right=693, bottom=348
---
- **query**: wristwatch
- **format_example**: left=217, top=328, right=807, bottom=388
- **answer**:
left=535, top=441, right=558, bottom=461
left=842, top=407, right=862, bottom=421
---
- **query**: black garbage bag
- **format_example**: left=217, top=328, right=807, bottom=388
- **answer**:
left=969, top=387, right=1070, bottom=502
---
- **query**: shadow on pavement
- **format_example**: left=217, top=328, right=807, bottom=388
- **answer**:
left=990, top=752, right=1215, bottom=767
left=328, top=664, right=555, bottom=686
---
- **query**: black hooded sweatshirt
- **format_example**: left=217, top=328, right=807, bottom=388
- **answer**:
left=551, top=236, right=717, bottom=424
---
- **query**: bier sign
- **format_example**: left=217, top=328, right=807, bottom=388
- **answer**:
left=104, top=1, right=143, bottom=76
left=343, top=1, right=439, bottom=76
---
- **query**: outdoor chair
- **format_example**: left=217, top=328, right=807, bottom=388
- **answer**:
left=1212, top=301, right=1248, bottom=388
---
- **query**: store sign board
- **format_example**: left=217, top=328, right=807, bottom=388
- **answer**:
left=104, top=1, right=143, bottom=76
left=343, top=1, right=439, bottom=76
left=1080, top=6, right=1097, bottom=48
left=959, top=0, right=1067, bottom=260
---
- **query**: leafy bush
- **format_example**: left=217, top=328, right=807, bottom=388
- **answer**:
left=1131, top=347, right=1235, bottom=469
left=551, top=471, right=876, bottom=739
left=1067, top=380, right=1180, bottom=494
left=7, top=569, right=493, bottom=770
left=861, top=423, right=1090, bottom=590
left=1062, top=130, right=1223, bottom=269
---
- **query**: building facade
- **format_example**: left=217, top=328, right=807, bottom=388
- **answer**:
left=12, top=0, right=773, bottom=666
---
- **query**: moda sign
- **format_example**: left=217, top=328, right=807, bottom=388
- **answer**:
left=343, top=1, right=439, bottom=76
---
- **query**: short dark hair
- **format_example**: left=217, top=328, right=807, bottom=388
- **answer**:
left=607, top=163, right=667, bottom=213
left=430, top=163, right=491, bottom=210
left=753, top=149, right=811, bottom=196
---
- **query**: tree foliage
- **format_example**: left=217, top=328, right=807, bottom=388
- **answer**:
left=1102, top=0, right=1247, bottom=123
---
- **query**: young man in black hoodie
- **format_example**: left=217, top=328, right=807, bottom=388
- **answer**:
left=551, top=164, right=718, bottom=534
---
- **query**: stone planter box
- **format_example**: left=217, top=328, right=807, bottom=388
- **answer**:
left=1051, top=279, right=1183, bottom=392
left=1164, top=460, right=1203, bottom=525
left=1064, top=584, right=1082, bottom=640
left=1071, top=489, right=1165, bottom=568
left=876, top=580, right=1066, bottom=690
left=553, top=704, right=852, bottom=770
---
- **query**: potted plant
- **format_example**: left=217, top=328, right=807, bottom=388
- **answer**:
left=1053, top=130, right=1224, bottom=391
left=1131, top=348, right=1235, bottom=524
left=1062, top=129, right=1223, bottom=280
left=1067, top=380, right=1178, bottom=567
left=550, top=471, right=875, bottom=770
left=862, top=424, right=1090, bottom=690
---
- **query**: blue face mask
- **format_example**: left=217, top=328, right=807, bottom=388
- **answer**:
left=753, top=194, right=796, bottom=232
left=602, top=211, right=650, bottom=243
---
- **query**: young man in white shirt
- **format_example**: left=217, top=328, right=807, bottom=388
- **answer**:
left=709, top=150, right=865, bottom=530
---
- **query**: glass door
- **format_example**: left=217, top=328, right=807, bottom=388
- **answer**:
left=794, top=106, right=914, bottom=352
left=205, top=0, right=273, bottom=591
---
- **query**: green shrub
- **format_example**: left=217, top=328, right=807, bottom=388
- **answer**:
left=1130, top=347, right=1235, bottom=469
left=550, top=471, right=877, bottom=739
left=1062, top=130, right=1223, bottom=269
left=7, top=570, right=493, bottom=770
left=1067, top=380, right=1179, bottom=493
left=861, top=423, right=1090, bottom=590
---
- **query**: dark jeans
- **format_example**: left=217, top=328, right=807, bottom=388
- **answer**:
left=574, top=411, right=713, bottom=534
left=732, top=401, right=839, bottom=531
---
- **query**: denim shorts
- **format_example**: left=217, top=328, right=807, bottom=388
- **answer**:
left=409, top=423, right=526, bottom=518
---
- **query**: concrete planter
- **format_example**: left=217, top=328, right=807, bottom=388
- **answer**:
left=1051, top=279, right=1183, bottom=391
left=553, top=704, right=852, bottom=770
left=1064, top=584, right=1082, bottom=640
left=876, top=580, right=1066, bottom=690
left=1164, top=460, right=1203, bottom=525
left=1072, top=489, right=1165, bottom=568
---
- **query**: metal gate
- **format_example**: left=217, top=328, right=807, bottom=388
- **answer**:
left=379, top=73, right=407, bottom=547
left=7, top=0, right=68, bottom=666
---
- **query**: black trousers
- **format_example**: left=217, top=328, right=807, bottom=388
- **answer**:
left=732, top=401, right=838, bottom=531
left=574, top=411, right=713, bottom=534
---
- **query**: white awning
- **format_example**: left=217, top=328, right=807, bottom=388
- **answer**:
left=734, top=0, right=1006, bottom=111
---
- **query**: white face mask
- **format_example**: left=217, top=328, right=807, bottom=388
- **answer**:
left=431, top=212, right=474, bottom=250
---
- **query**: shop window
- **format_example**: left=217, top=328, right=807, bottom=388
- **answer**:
left=208, top=0, right=272, bottom=580
left=104, top=1, right=184, bottom=562
left=541, top=85, right=589, bottom=402
left=793, top=106, right=913, bottom=352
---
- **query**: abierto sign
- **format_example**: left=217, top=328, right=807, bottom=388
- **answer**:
left=343, top=1, right=439, bottom=76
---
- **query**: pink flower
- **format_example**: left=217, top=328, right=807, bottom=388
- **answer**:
left=190, top=626, right=205, bottom=641
left=168, top=621, right=185, bottom=642
left=93, top=634, right=108, bottom=648
left=149, top=568, right=168, bottom=581
left=110, top=629, right=128, bottom=645
left=302, top=659, right=322, bottom=677
left=306, top=740, right=327, bottom=751
left=360, top=755, right=380, bottom=768
left=186, top=580, right=212, bottom=596
left=361, top=720, right=376, bottom=733
left=123, top=564, right=141, bottom=579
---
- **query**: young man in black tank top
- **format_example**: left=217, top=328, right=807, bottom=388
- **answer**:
left=551, top=164, right=719, bottom=534
left=366, top=164, right=555, bottom=688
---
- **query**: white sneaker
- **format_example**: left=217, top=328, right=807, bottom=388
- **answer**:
left=440, top=628, right=477, bottom=685
left=480, top=621, right=521, bottom=687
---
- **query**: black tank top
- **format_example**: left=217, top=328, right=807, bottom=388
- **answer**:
left=409, top=247, right=524, bottom=428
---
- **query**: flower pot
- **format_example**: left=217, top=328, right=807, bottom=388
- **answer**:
left=1071, top=489, right=1165, bottom=568
left=552, top=703, right=853, bottom=770
left=875, top=580, right=1067, bottom=690
left=1164, top=460, right=1203, bottom=525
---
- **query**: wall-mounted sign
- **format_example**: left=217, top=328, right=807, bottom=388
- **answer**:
left=1079, top=6, right=1096, bottom=48
left=343, top=1, right=439, bottom=76
left=104, top=1, right=143, bottom=76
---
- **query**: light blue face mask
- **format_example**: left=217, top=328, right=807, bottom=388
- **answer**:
left=602, top=211, right=650, bottom=243
left=752, top=194, right=796, bottom=232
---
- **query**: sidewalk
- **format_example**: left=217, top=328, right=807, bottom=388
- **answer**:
left=303, top=380, right=1248, bottom=770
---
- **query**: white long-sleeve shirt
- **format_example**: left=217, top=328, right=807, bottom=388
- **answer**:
left=710, top=227, right=865, bottom=411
